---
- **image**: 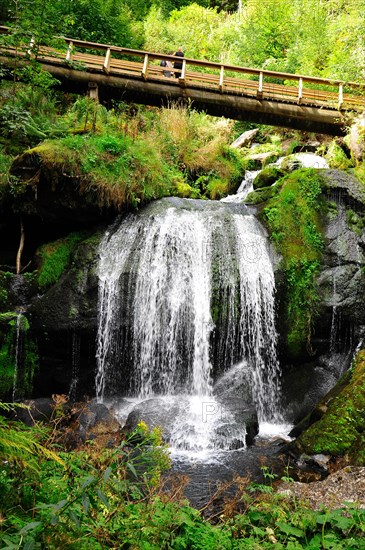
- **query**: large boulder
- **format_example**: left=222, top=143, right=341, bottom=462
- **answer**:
left=348, top=113, right=365, bottom=163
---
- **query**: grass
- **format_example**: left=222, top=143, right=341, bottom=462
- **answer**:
left=6, top=103, right=246, bottom=211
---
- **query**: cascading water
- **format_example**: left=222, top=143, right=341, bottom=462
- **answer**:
left=96, top=198, right=283, bottom=453
left=12, top=313, right=25, bottom=402
left=68, top=331, right=81, bottom=401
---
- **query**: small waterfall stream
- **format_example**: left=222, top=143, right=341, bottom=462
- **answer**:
left=96, top=198, right=284, bottom=454
left=12, top=313, right=25, bottom=402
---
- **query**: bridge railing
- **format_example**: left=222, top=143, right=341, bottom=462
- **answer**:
left=1, top=25, right=364, bottom=111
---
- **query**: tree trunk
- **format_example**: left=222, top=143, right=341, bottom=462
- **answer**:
left=16, top=216, right=25, bottom=275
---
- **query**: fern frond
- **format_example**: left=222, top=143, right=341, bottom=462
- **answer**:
left=0, top=415, right=65, bottom=470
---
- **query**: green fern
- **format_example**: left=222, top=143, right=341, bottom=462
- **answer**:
left=0, top=403, right=64, bottom=470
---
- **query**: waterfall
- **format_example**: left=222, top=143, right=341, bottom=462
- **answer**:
left=96, top=198, right=282, bottom=447
left=12, top=313, right=25, bottom=402
left=68, top=331, right=81, bottom=401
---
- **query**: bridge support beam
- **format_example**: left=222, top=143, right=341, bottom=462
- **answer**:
left=88, top=82, right=99, bottom=100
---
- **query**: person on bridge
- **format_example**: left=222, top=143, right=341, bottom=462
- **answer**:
left=173, top=46, right=184, bottom=78
left=160, top=52, right=173, bottom=77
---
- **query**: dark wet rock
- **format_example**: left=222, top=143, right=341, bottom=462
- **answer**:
left=125, top=398, right=183, bottom=439
left=13, top=397, right=59, bottom=426
left=213, top=362, right=253, bottom=405
left=282, top=350, right=354, bottom=427
left=246, top=151, right=278, bottom=169
left=292, top=141, right=321, bottom=154
left=323, top=169, right=365, bottom=205
left=77, top=401, right=120, bottom=441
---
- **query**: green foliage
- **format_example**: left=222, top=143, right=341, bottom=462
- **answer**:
left=37, top=232, right=86, bottom=288
left=0, top=82, right=67, bottom=152
left=13, top=103, right=242, bottom=210
left=0, top=405, right=64, bottom=472
left=0, top=314, right=38, bottom=400
left=262, top=169, right=325, bottom=357
left=1, top=408, right=365, bottom=547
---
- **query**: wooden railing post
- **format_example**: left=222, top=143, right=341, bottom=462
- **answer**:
left=142, top=53, right=149, bottom=80
left=179, top=59, right=186, bottom=85
left=103, top=48, right=111, bottom=73
left=338, top=83, right=344, bottom=109
left=298, top=77, right=303, bottom=104
left=219, top=65, right=224, bottom=93
left=257, top=71, right=263, bottom=98
left=66, top=41, right=73, bottom=61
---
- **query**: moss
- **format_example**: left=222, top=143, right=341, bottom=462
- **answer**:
left=325, top=141, right=353, bottom=170
left=206, top=178, right=230, bottom=200
left=37, top=232, right=86, bottom=288
left=346, top=209, right=365, bottom=236
left=245, top=183, right=281, bottom=204
left=253, top=166, right=285, bottom=189
left=297, top=350, right=365, bottom=461
left=0, top=271, right=12, bottom=310
left=175, top=181, right=201, bottom=199
left=261, top=169, right=325, bottom=358
left=0, top=314, right=38, bottom=400
left=326, top=201, right=339, bottom=221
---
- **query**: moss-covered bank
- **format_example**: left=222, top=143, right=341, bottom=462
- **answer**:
left=296, top=350, right=365, bottom=463
left=260, top=168, right=326, bottom=359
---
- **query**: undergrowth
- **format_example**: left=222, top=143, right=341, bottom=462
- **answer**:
left=2, top=96, right=246, bottom=211
left=1, top=408, right=365, bottom=549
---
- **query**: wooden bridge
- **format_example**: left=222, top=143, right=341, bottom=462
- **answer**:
left=1, top=26, right=365, bottom=135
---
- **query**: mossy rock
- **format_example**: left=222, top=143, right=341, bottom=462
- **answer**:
left=245, top=183, right=280, bottom=204
left=325, top=141, right=353, bottom=170
left=295, top=350, right=365, bottom=462
left=253, top=166, right=285, bottom=190
left=346, top=209, right=365, bottom=236
left=175, top=181, right=201, bottom=199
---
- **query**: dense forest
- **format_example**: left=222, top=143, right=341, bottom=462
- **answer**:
left=1, top=0, right=365, bottom=548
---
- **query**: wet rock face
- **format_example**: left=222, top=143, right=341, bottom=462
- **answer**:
left=28, top=235, right=102, bottom=398
left=314, top=171, right=365, bottom=347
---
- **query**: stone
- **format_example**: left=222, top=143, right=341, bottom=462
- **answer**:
left=348, top=113, right=365, bottom=162
left=230, top=128, right=259, bottom=149
left=13, top=397, right=58, bottom=426
left=246, top=151, right=278, bottom=169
